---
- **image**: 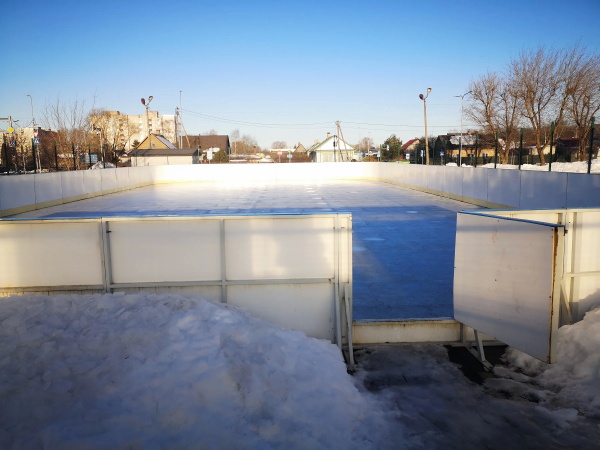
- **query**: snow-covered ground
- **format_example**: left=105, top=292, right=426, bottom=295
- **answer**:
left=1, top=292, right=599, bottom=449
left=447, top=158, right=600, bottom=173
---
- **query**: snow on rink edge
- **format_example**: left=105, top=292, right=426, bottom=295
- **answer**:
left=0, top=293, right=404, bottom=449
left=1, top=292, right=599, bottom=449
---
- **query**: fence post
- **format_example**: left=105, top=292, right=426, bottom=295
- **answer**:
left=54, top=141, right=59, bottom=171
left=518, top=129, right=523, bottom=170
left=494, top=131, right=498, bottom=168
left=588, top=117, right=595, bottom=174
left=72, top=142, right=76, bottom=171
left=549, top=121, right=555, bottom=172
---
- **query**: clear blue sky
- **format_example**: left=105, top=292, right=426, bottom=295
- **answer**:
left=2, top=0, right=599, bottom=149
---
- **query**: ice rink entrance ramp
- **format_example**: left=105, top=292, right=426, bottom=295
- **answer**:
left=454, top=207, right=600, bottom=364
left=0, top=213, right=354, bottom=362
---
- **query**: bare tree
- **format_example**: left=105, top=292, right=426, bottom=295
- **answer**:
left=564, top=51, right=600, bottom=159
left=42, top=97, right=91, bottom=170
left=239, top=134, right=259, bottom=153
left=467, top=72, right=521, bottom=164
left=356, top=136, right=374, bottom=152
left=271, top=141, right=287, bottom=149
left=509, top=47, right=579, bottom=165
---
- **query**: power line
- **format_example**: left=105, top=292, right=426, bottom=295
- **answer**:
left=182, top=108, right=470, bottom=133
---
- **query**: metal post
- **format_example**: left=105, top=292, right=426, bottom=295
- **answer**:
left=88, top=144, right=92, bottom=168
left=518, top=128, right=523, bottom=170
left=54, top=141, right=59, bottom=171
left=31, top=138, right=37, bottom=173
left=474, top=135, right=478, bottom=167
left=549, top=121, right=555, bottom=172
left=458, top=136, right=462, bottom=166
left=72, top=142, right=77, bottom=171
left=588, top=117, right=595, bottom=174
left=2, top=135, right=8, bottom=174
left=419, top=88, right=432, bottom=165
left=494, top=131, right=498, bottom=168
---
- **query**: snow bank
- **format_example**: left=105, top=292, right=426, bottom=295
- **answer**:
left=480, top=159, right=600, bottom=173
left=0, top=293, right=405, bottom=449
left=498, top=306, right=600, bottom=418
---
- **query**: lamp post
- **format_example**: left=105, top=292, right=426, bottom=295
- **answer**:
left=141, top=96, right=153, bottom=149
left=26, top=94, right=36, bottom=127
left=454, top=91, right=471, bottom=166
left=419, top=88, right=432, bottom=165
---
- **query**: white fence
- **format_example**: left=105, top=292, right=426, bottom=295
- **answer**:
left=454, top=208, right=600, bottom=363
left=2, top=163, right=599, bottom=217
left=0, top=214, right=353, bottom=352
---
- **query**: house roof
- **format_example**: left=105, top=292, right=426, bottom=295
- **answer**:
left=128, top=148, right=196, bottom=157
left=136, top=134, right=177, bottom=150
left=183, top=135, right=231, bottom=152
left=400, top=139, right=420, bottom=150
left=309, top=134, right=355, bottom=152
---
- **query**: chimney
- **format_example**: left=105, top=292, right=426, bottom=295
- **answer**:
left=327, top=132, right=331, bottom=139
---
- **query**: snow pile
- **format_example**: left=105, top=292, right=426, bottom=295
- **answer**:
left=445, top=159, right=600, bottom=173
left=0, top=293, right=404, bottom=449
left=480, top=159, right=600, bottom=173
left=495, top=306, right=600, bottom=418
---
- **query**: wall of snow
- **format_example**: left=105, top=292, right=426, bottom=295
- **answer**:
left=2, top=162, right=599, bottom=217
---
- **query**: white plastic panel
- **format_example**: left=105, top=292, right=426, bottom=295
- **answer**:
left=568, top=210, right=600, bottom=320
left=0, top=175, right=36, bottom=211
left=0, top=221, right=103, bottom=287
left=228, top=284, right=335, bottom=340
left=520, top=171, right=568, bottom=209
left=83, top=170, right=102, bottom=194
left=454, top=213, right=560, bottom=362
left=33, top=172, right=63, bottom=204
left=225, top=216, right=336, bottom=280
left=567, top=173, right=600, bottom=207
left=108, top=219, right=222, bottom=283
left=487, top=169, right=520, bottom=207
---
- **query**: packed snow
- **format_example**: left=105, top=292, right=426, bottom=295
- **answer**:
left=1, top=292, right=599, bottom=449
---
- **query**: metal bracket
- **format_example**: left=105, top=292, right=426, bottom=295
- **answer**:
left=460, top=324, right=493, bottom=371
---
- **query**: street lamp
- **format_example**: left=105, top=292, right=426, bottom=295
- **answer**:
left=454, top=91, right=472, bottom=166
left=419, top=88, right=432, bottom=165
left=141, top=96, right=153, bottom=149
left=26, top=94, right=36, bottom=127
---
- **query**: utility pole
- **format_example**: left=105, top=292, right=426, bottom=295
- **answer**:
left=179, top=90, right=183, bottom=149
left=419, top=88, right=432, bottom=165
left=141, top=96, right=153, bottom=149
left=454, top=91, right=471, bottom=167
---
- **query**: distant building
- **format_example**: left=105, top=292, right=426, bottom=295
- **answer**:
left=307, top=132, right=357, bottom=163
left=128, top=134, right=230, bottom=166
left=89, top=110, right=176, bottom=151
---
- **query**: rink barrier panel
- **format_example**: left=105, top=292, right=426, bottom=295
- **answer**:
left=0, top=214, right=353, bottom=349
left=453, top=208, right=600, bottom=363
left=2, top=163, right=600, bottom=217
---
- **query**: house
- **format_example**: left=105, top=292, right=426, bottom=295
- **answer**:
left=400, top=139, right=420, bottom=152
left=307, top=133, right=357, bottom=163
left=129, top=135, right=197, bottom=166
left=183, top=135, right=231, bottom=155
left=129, top=134, right=232, bottom=166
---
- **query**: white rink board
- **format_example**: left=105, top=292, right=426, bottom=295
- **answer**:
left=108, top=219, right=223, bottom=283
left=0, top=221, right=104, bottom=288
left=454, top=213, right=561, bottom=362
left=225, top=216, right=336, bottom=280
left=0, top=214, right=352, bottom=342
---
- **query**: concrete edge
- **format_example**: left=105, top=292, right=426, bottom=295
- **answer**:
left=352, top=318, right=495, bottom=344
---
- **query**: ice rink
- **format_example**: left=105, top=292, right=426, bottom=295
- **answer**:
left=11, top=179, right=479, bottom=321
